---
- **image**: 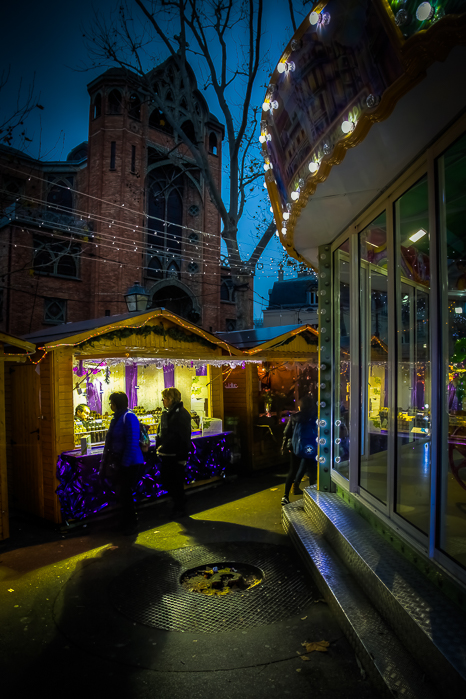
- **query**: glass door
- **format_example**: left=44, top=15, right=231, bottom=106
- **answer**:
left=394, top=175, right=431, bottom=535
left=359, top=212, right=389, bottom=504
left=437, top=132, right=466, bottom=571
left=333, top=240, right=351, bottom=480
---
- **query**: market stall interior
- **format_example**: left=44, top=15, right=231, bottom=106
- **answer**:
left=11, top=309, right=246, bottom=524
left=218, top=324, right=319, bottom=472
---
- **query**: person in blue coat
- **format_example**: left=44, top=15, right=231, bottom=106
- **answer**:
left=100, top=391, right=144, bottom=534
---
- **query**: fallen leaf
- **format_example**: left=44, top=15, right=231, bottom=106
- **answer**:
left=8, top=589, right=14, bottom=593
left=301, top=640, right=329, bottom=653
left=301, top=616, right=307, bottom=620
left=300, top=655, right=310, bottom=661
left=296, top=668, right=302, bottom=672
left=270, top=488, right=278, bottom=491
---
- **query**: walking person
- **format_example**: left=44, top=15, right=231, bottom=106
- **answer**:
left=156, top=387, right=192, bottom=518
left=281, top=394, right=318, bottom=505
left=100, top=391, right=144, bottom=534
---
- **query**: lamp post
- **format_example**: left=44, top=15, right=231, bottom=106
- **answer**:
left=124, top=281, right=149, bottom=312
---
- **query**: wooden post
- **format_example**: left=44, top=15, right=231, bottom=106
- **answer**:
left=0, top=342, right=9, bottom=540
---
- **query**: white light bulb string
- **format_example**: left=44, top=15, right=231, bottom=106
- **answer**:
left=1, top=186, right=281, bottom=269
left=1, top=161, right=270, bottom=246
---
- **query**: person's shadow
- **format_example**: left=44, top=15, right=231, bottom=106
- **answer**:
left=8, top=493, right=293, bottom=698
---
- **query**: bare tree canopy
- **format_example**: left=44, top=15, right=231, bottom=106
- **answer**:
left=83, top=0, right=294, bottom=327
left=0, top=67, right=44, bottom=148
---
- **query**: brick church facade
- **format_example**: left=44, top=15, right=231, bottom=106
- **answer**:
left=0, top=59, right=252, bottom=337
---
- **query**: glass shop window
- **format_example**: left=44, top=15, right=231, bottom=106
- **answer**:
left=394, top=175, right=430, bottom=535
left=359, top=211, right=389, bottom=505
left=333, top=239, right=350, bottom=480
left=437, top=131, right=466, bottom=570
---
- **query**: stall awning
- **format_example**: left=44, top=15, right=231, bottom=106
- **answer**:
left=22, top=308, right=242, bottom=361
left=220, top=324, right=318, bottom=361
left=0, top=332, right=35, bottom=361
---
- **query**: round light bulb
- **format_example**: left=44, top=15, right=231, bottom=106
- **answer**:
left=283, top=212, right=290, bottom=220
left=281, top=227, right=287, bottom=235
left=277, top=63, right=286, bottom=73
left=269, top=206, right=273, bottom=212
left=309, top=161, right=318, bottom=173
left=309, top=11, right=319, bottom=25
left=259, top=135, right=266, bottom=143
left=275, top=230, right=279, bottom=237
left=341, top=120, right=354, bottom=134
left=263, top=181, right=267, bottom=188
left=263, top=163, right=270, bottom=171
left=262, top=102, right=270, bottom=112
left=416, top=2, right=434, bottom=21
left=291, top=191, right=299, bottom=201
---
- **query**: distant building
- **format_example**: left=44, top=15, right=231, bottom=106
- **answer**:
left=0, top=58, right=251, bottom=336
left=262, top=270, right=318, bottom=328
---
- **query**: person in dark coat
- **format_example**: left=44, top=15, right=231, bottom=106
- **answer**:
left=156, top=387, right=192, bottom=517
left=100, top=391, right=144, bottom=534
left=281, top=394, right=317, bottom=505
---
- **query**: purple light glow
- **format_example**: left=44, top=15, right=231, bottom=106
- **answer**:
left=56, top=434, right=232, bottom=521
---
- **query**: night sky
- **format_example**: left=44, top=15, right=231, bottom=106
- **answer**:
left=1, top=0, right=309, bottom=318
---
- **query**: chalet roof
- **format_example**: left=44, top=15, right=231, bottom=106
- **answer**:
left=0, top=331, right=36, bottom=358
left=22, top=308, right=240, bottom=355
left=218, top=323, right=317, bottom=350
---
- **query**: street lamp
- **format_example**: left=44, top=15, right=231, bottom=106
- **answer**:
left=124, top=281, right=149, bottom=312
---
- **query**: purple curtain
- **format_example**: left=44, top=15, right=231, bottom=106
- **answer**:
left=163, top=364, right=175, bottom=388
left=196, top=365, right=207, bottom=376
left=87, top=378, right=102, bottom=414
left=126, top=365, right=138, bottom=409
left=73, top=360, right=86, bottom=377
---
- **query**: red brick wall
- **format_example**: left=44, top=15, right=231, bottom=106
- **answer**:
left=0, top=67, right=253, bottom=337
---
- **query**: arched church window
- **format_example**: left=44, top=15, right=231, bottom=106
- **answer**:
left=149, top=108, right=173, bottom=135
left=93, top=94, right=102, bottom=119
left=147, top=170, right=183, bottom=271
left=167, top=261, right=180, bottom=279
left=108, top=89, right=122, bottom=114
left=166, top=189, right=182, bottom=256
left=146, top=256, right=163, bottom=280
left=47, top=181, right=73, bottom=212
left=128, top=93, right=141, bottom=120
left=209, top=132, right=218, bottom=155
left=181, top=120, right=196, bottom=143
left=221, top=277, right=235, bottom=302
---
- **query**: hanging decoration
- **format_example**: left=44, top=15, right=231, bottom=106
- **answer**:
left=125, top=365, right=138, bottom=409
left=163, top=364, right=175, bottom=389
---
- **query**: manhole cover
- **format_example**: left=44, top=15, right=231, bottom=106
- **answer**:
left=109, top=542, right=315, bottom=633
left=180, top=562, right=263, bottom=596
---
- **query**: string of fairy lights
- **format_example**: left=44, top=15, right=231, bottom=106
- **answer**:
left=1, top=162, right=292, bottom=274
left=1, top=190, right=294, bottom=277
left=21, top=309, right=271, bottom=365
